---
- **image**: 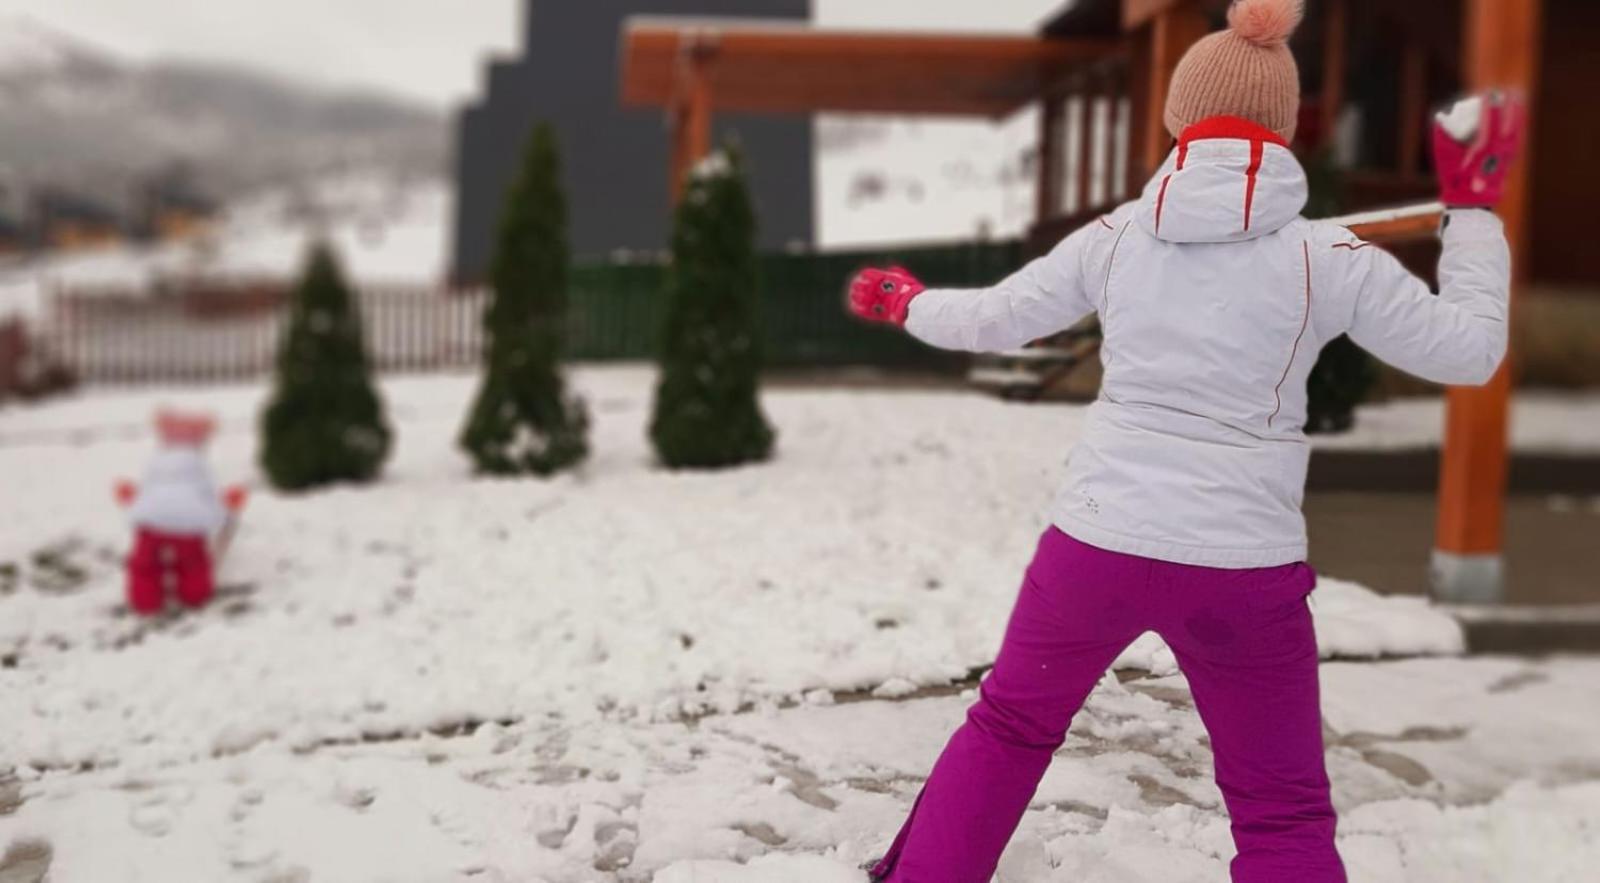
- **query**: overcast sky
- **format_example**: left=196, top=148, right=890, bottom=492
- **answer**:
left=0, top=0, right=1065, bottom=106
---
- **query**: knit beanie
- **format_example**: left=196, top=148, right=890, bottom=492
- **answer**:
left=1164, top=0, right=1304, bottom=143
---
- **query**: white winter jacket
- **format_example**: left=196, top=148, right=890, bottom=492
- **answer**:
left=128, top=447, right=228, bottom=536
left=906, top=119, right=1511, bottom=568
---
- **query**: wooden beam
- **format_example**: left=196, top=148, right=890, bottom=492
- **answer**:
left=668, top=42, right=715, bottom=206
left=1124, top=0, right=1184, bottom=31
left=1398, top=43, right=1428, bottom=175
left=1434, top=0, right=1543, bottom=603
left=1037, top=95, right=1064, bottom=223
left=622, top=24, right=1119, bottom=118
left=1320, top=0, right=1348, bottom=147
left=1076, top=91, right=1095, bottom=214
left=1139, top=5, right=1212, bottom=175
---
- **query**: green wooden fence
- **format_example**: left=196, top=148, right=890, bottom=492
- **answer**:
left=567, top=239, right=1024, bottom=368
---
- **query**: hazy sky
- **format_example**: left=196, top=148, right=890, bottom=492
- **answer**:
left=0, top=0, right=1066, bottom=106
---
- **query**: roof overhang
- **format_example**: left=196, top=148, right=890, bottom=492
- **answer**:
left=620, top=17, right=1121, bottom=119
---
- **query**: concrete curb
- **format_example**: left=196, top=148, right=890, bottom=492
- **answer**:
left=1309, top=449, right=1600, bottom=495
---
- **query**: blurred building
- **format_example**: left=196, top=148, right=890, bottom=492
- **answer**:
left=33, top=188, right=123, bottom=252
left=452, top=0, right=814, bottom=281
left=134, top=164, right=220, bottom=244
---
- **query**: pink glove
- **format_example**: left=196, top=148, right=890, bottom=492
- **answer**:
left=114, top=480, right=137, bottom=507
left=847, top=266, right=925, bottom=326
left=223, top=485, right=249, bottom=513
left=1433, top=91, right=1525, bottom=208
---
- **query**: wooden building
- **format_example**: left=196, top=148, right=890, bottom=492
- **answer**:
left=620, top=0, right=1573, bottom=602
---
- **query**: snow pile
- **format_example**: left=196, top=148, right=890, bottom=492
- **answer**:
left=1315, top=393, right=1600, bottom=454
left=1112, top=577, right=1466, bottom=676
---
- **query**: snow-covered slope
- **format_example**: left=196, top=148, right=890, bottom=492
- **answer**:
left=0, top=16, right=444, bottom=198
left=0, top=16, right=112, bottom=79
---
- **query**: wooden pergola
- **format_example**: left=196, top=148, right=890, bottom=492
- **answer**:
left=618, top=0, right=1542, bottom=603
left=620, top=18, right=1120, bottom=201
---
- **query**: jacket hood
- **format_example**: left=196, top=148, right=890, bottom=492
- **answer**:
left=1135, top=117, right=1308, bottom=244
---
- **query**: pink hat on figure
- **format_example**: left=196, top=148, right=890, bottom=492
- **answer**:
left=1163, top=0, right=1306, bottom=143
left=155, top=409, right=217, bottom=446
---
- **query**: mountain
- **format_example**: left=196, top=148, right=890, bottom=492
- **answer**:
left=0, top=17, right=447, bottom=203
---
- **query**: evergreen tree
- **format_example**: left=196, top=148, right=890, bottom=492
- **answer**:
left=459, top=124, right=588, bottom=475
left=649, top=149, right=775, bottom=468
left=260, top=242, right=391, bottom=490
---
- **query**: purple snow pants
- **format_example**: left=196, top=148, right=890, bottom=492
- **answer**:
left=873, top=528, right=1345, bottom=883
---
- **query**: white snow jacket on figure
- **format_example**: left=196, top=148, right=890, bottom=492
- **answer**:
left=905, top=118, right=1511, bottom=568
left=128, top=448, right=227, bottom=536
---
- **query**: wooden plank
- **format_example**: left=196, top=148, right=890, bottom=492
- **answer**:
left=1332, top=201, right=1444, bottom=242
left=1124, top=0, right=1183, bottom=31
left=622, top=23, right=1118, bottom=118
left=1398, top=43, right=1428, bottom=175
left=1435, top=0, right=1543, bottom=598
left=1037, top=95, right=1064, bottom=222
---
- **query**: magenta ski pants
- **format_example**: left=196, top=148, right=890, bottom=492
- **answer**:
left=873, top=528, right=1345, bottom=883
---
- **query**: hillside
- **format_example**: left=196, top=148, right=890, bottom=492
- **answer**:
left=0, top=17, right=446, bottom=201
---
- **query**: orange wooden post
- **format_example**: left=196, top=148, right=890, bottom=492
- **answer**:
left=1433, top=0, right=1542, bottom=603
left=668, top=37, right=716, bottom=206
left=1139, top=4, right=1211, bottom=176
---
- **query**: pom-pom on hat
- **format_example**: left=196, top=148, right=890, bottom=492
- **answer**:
left=1163, top=0, right=1305, bottom=143
left=155, top=408, right=217, bottom=447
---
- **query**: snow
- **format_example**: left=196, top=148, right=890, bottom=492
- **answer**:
left=3, top=367, right=1599, bottom=880
left=1313, top=393, right=1600, bottom=454
left=816, top=116, right=1039, bottom=250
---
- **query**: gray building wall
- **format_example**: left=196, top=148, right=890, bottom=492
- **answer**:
left=452, top=0, right=814, bottom=281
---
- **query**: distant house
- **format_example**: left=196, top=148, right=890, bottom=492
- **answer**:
left=34, top=188, right=123, bottom=251
left=0, top=213, right=23, bottom=254
left=451, top=0, right=814, bottom=281
left=135, top=168, right=220, bottom=243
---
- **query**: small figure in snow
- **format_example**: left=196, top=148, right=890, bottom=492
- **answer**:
left=116, top=409, right=247, bottom=616
left=847, top=1, right=1523, bottom=880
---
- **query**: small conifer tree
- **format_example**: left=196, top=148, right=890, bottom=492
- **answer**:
left=459, top=123, right=588, bottom=475
left=260, top=243, right=392, bottom=490
left=649, top=149, right=775, bottom=468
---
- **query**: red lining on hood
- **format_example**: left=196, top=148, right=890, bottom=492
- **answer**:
left=1178, top=116, right=1290, bottom=148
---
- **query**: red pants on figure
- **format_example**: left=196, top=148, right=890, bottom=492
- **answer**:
left=125, top=529, right=214, bottom=615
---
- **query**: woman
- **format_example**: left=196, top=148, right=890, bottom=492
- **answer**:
left=846, top=0, right=1522, bottom=879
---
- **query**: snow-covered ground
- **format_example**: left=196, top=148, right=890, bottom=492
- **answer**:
left=3, top=368, right=1599, bottom=881
left=1312, top=393, right=1600, bottom=454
